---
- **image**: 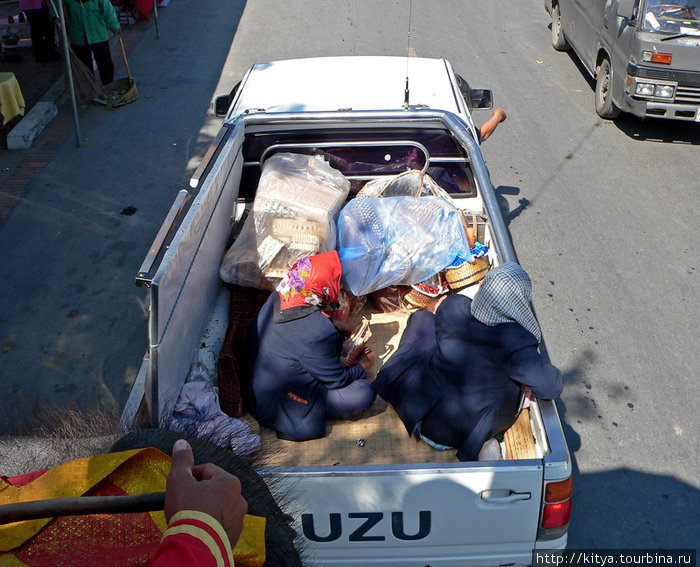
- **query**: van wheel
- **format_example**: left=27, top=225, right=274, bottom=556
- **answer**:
left=551, top=4, right=569, bottom=51
left=595, top=58, right=621, bottom=119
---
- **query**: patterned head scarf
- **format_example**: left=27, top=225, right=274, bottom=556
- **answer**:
left=273, top=251, right=342, bottom=323
left=470, top=262, right=541, bottom=342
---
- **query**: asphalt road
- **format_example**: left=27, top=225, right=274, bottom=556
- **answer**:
left=1, top=0, right=698, bottom=552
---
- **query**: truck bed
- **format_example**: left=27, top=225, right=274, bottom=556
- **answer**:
left=236, top=304, right=539, bottom=468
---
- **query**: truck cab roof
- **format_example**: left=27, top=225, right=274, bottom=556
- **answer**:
left=228, top=56, right=468, bottom=118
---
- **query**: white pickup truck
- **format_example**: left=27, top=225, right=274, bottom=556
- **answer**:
left=122, top=56, right=572, bottom=566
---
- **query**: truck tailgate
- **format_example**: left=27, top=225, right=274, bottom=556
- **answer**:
left=275, top=464, right=543, bottom=566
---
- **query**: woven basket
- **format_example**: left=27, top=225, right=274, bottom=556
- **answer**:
left=271, top=218, right=323, bottom=242
left=104, top=77, right=138, bottom=109
left=444, top=209, right=490, bottom=289
left=403, top=288, right=440, bottom=311
left=444, top=258, right=490, bottom=289
left=403, top=276, right=448, bottom=310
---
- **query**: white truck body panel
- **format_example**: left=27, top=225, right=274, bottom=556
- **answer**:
left=232, top=56, right=461, bottom=114
left=128, top=57, right=572, bottom=565
left=229, top=56, right=480, bottom=142
left=277, top=465, right=543, bottom=566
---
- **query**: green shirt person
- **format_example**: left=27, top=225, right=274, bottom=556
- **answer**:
left=52, top=0, right=121, bottom=85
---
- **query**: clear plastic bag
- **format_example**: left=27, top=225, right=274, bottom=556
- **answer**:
left=357, top=169, right=452, bottom=200
left=219, top=153, right=350, bottom=289
left=337, top=196, right=473, bottom=296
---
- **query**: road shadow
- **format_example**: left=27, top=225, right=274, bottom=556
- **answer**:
left=554, top=362, right=700, bottom=550
left=566, top=50, right=597, bottom=91
left=562, top=396, right=700, bottom=549
left=494, top=185, right=529, bottom=223
left=0, top=0, right=250, bottom=415
left=493, top=185, right=531, bottom=258
left=612, top=114, right=700, bottom=144
left=529, top=344, right=700, bottom=550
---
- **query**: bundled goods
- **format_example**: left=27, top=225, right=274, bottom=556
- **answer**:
left=337, top=196, right=473, bottom=296
left=219, top=153, right=350, bottom=289
left=339, top=319, right=372, bottom=367
left=370, top=286, right=410, bottom=313
left=356, top=169, right=451, bottom=200
left=443, top=209, right=491, bottom=290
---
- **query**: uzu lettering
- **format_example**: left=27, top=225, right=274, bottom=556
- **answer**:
left=301, top=511, right=431, bottom=542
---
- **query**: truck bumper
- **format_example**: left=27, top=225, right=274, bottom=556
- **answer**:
left=622, top=97, right=700, bottom=121
left=624, top=63, right=700, bottom=121
left=534, top=532, right=568, bottom=551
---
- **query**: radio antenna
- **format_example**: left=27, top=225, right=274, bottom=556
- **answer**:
left=403, top=0, right=413, bottom=109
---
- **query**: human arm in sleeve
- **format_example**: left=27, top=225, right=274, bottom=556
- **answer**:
left=506, top=346, right=563, bottom=400
left=150, top=439, right=246, bottom=567
left=100, top=0, right=121, bottom=33
left=299, top=327, right=367, bottom=390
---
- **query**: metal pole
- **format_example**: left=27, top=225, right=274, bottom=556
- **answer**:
left=0, top=492, right=166, bottom=524
left=152, top=0, right=160, bottom=39
left=53, top=0, right=82, bottom=147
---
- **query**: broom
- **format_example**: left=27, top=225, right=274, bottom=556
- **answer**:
left=66, top=45, right=107, bottom=101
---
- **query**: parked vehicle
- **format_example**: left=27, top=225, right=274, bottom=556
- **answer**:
left=123, top=56, right=572, bottom=566
left=545, top=0, right=700, bottom=120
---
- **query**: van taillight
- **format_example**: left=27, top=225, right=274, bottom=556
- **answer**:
left=539, top=476, right=572, bottom=539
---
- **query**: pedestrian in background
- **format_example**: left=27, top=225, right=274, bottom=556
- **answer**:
left=51, top=0, right=121, bottom=85
left=19, top=0, right=60, bottom=62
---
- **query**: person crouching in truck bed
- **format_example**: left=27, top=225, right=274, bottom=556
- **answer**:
left=246, top=251, right=376, bottom=441
left=372, top=262, right=562, bottom=461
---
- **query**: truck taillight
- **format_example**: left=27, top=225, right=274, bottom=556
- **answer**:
left=538, top=476, right=572, bottom=540
left=545, top=476, right=572, bottom=502
left=542, top=499, right=572, bottom=528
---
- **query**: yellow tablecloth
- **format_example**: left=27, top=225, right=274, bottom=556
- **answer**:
left=0, top=72, right=25, bottom=125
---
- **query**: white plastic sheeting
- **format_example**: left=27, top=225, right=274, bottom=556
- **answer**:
left=219, top=153, right=350, bottom=289
left=337, top=196, right=473, bottom=296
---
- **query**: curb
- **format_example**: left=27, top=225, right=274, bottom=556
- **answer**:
left=6, top=78, right=66, bottom=150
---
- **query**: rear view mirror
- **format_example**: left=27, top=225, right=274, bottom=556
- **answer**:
left=617, top=0, right=636, bottom=19
left=470, top=89, right=493, bottom=110
left=214, top=81, right=241, bottom=117
left=214, top=94, right=231, bottom=117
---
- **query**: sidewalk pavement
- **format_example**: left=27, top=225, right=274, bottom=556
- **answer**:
left=0, top=0, right=144, bottom=211
left=0, top=0, right=247, bottom=422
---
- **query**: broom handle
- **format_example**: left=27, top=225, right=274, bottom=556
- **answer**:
left=118, top=34, right=132, bottom=81
left=0, top=492, right=165, bottom=524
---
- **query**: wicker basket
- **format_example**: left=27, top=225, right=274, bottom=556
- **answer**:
left=104, top=77, right=138, bottom=109
left=403, top=276, right=449, bottom=311
left=444, top=258, right=490, bottom=289
left=444, top=209, right=490, bottom=289
left=403, top=289, right=440, bottom=311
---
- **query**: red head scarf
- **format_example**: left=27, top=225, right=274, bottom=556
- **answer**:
left=273, top=251, right=342, bottom=323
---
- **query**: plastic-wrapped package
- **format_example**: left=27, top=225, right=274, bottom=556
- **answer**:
left=219, top=153, right=351, bottom=289
left=357, top=169, right=452, bottom=200
left=337, top=196, right=473, bottom=296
